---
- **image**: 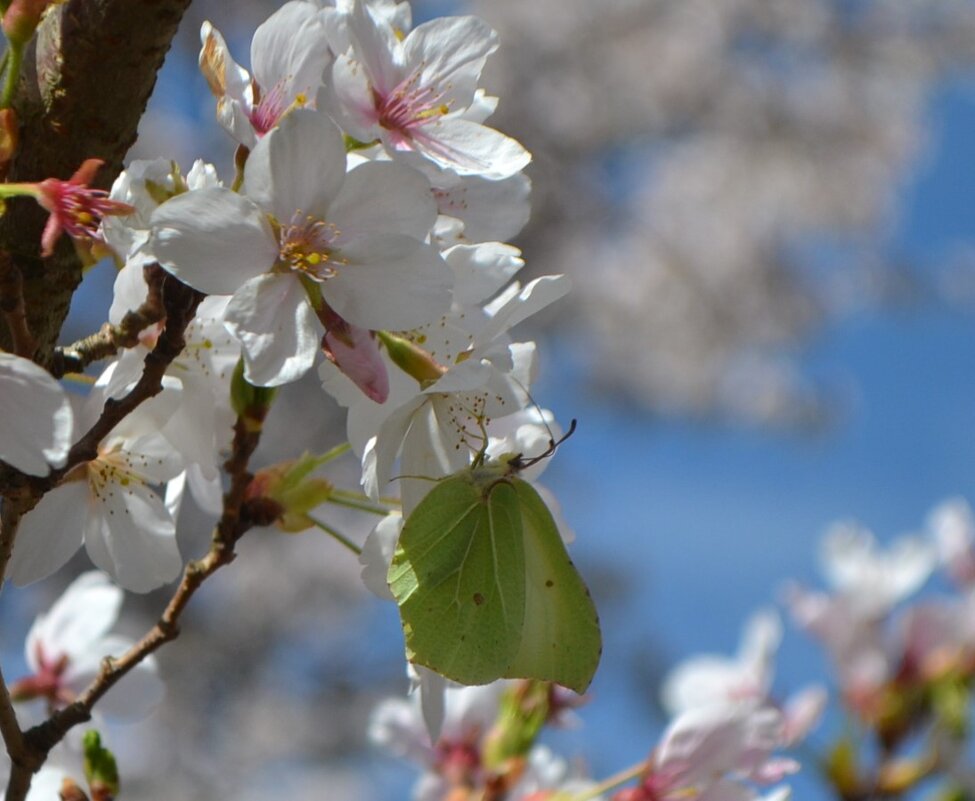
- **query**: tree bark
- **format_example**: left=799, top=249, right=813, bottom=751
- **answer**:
left=0, top=0, right=194, bottom=366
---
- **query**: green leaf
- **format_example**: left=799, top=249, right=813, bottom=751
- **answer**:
left=388, top=463, right=601, bottom=693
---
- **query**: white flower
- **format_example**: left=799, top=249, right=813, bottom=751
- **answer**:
left=102, top=158, right=220, bottom=269
left=8, top=384, right=184, bottom=592
left=927, top=497, right=975, bottom=586
left=199, top=2, right=333, bottom=148
left=13, top=572, right=163, bottom=720
left=661, top=609, right=782, bottom=717
left=327, top=1, right=530, bottom=179
left=819, top=521, right=935, bottom=617
left=147, top=109, right=451, bottom=387
left=0, top=353, right=72, bottom=476
left=651, top=705, right=799, bottom=801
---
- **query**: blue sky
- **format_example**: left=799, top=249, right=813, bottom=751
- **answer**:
left=524, top=80, right=975, bottom=796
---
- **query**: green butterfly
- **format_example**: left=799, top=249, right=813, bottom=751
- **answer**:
left=387, top=429, right=602, bottom=693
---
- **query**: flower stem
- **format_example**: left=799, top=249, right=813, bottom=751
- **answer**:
left=0, top=181, right=39, bottom=199
left=570, top=760, right=649, bottom=801
left=327, top=489, right=393, bottom=516
left=307, top=514, right=362, bottom=555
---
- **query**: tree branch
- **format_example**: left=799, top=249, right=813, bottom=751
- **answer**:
left=50, top=264, right=169, bottom=377
left=0, top=0, right=194, bottom=366
left=6, top=412, right=265, bottom=801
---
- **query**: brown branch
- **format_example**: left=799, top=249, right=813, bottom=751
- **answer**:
left=6, top=414, right=264, bottom=801
left=44, top=273, right=203, bottom=484
left=0, top=0, right=194, bottom=367
left=50, top=264, right=169, bottom=378
left=0, top=255, right=34, bottom=358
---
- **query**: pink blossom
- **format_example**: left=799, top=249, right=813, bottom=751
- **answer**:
left=34, top=159, right=134, bottom=257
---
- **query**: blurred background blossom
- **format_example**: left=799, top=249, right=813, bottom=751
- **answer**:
left=2, top=1, right=974, bottom=799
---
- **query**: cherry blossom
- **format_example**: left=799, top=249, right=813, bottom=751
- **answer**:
left=199, top=1, right=333, bottom=148
left=146, top=109, right=451, bottom=387
left=327, top=1, right=530, bottom=179
left=10, top=572, right=163, bottom=720
left=7, top=382, right=185, bottom=592
left=0, top=159, right=136, bottom=257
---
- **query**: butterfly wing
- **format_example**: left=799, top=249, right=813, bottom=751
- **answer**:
left=388, top=475, right=526, bottom=685
left=505, top=478, right=602, bottom=693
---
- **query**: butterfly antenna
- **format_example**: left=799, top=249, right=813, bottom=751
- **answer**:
left=513, top=418, right=577, bottom=471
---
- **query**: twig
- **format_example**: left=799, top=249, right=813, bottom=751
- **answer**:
left=50, top=264, right=168, bottom=377
left=4, top=413, right=265, bottom=801
left=0, top=254, right=35, bottom=358
left=45, top=271, right=203, bottom=482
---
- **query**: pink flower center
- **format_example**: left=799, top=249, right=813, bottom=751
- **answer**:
left=374, top=69, right=450, bottom=141
left=9, top=643, right=73, bottom=708
left=434, top=737, right=481, bottom=786
left=250, top=81, right=289, bottom=137
left=278, top=210, right=343, bottom=281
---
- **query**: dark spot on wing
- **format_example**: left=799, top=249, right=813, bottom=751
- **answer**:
left=473, top=592, right=485, bottom=605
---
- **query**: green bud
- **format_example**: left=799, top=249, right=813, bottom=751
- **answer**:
left=377, top=330, right=445, bottom=387
left=82, top=730, right=120, bottom=800
left=482, top=681, right=551, bottom=770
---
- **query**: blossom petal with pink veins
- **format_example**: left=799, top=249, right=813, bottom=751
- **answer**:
left=328, top=54, right=382, bottom=141
left=326, top=236, right=451, bottom=330
left=0, top=354, right=72, bottom=475
left=243, top=110, right=347, bottom=221
left=348, top=0, right=402, bottom=96
left=148, top=187, right=277, bottom=295
left=25, top=572, right=122, bottom=671
left=401, top=118, right=531, bottom=180
left=8, top=482, right=88, bottom=587
left=83, top=481, right=181, bottom=593
left=68, top=634, right=164, bottom=720
left=329, top=161, right=436, bottom=242
left=251, top=2, right=330, bottom=101
left=404, top=15, right=498, bottom=108
left=225, top=273, right=320, bottom=387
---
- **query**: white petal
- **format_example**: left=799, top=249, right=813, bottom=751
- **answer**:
left=434, top=173, right=531, bottom=243
left=148, top=187, right=277, bottom=295
left=84, top=482, right=181, bottom=593
left=243, top=109, right=347, bottom=221
left=251, top=2, right=330, bottom=99
left=359, top=512, right=401, bottom=600
left=0, top=354, right=72, bottom=475
left=330, top=160, right=436, bottom=242
left=328, top=236, right=451, bottom=330
left=445, top=243, right=523, bottom=306
left=225, top=273, right=321, bottom=387
left=26, top=572, right=122, bottom=667
left=8, top=482, right=87, bottom=587
left=480, top=275, right=570, bottom=343
left=404, top=16, right=497, bottom=110
left=327, top=53, right=382, bottom=143
left=347, top=0, right=403, bottom=95
left=400, top=118, right=530, bottom=180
